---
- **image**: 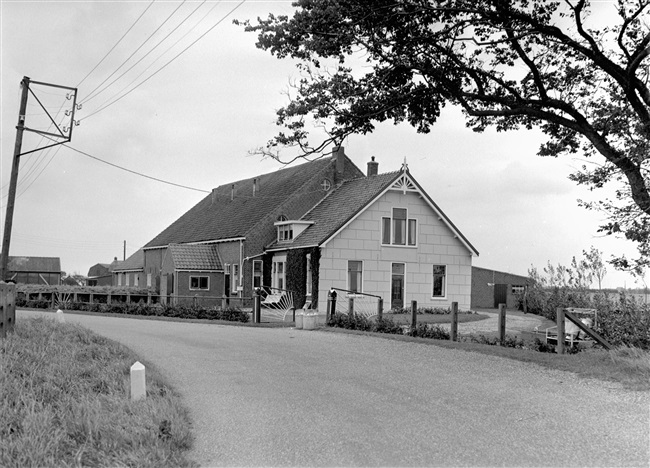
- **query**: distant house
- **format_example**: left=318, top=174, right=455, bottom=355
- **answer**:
left=7, top=256, right=62, bottom=285
left=112, top=249, right=145, bottom=288
left=87, top=257, right=120, bottom=286
left=142, top=148, right=478, bottom=310
left=470, top=266, right=529, bottom=309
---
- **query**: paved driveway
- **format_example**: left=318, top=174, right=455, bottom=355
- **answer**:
left=17, top=310, right=650, bottom=467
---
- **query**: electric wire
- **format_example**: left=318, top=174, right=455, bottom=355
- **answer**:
left=81, top=0, right=245, bottom=121
left=62, top=144, right=210, bottom=193
left=89, top=0, right=217, bottom=116
left=76, top=0, right=156, bottom=88
left=80, top=0, right=187, bottom=105
left=84, top=0, right=206, bottom=112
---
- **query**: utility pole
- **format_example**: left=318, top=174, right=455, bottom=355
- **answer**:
left=0, top=77, right=78, bottom=281
left=0, top=77, right=30, bottom=281
left=124, top=240, right=126, bottom=261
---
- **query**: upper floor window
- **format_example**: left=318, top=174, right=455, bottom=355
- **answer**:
left=278, top=224, right=293, bottom=242
left=382, top=208, right=417, bottom=246
left=512, top=285, right=525, bottom=294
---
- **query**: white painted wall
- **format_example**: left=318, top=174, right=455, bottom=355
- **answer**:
left=317, top=189, right=473, bottom=312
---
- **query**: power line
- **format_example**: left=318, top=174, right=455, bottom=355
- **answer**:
left=62, top=143, right=210, bottom=193
left=76, top=0, right=156, bottom=88
left=82, top=0, right=245, bottom=121
left=81, top=0, right=187, bottom=105
left=83, top=0, right=206, bottom=111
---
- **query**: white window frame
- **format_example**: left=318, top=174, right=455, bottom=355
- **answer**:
left=231, top=264, right=240, bottom=293
left=252, top=260, right=263, bottom=289
left=125, top=273, right=130, bottom=286
left=512, top=285, right=525, bottom=294
left=272, top=256, right=286, bottom=290
left=278, top=225, right=293, bottom=242
left=432, top=265, right=447, bottom=298
left=347, top=260, right=363, bottom=294
left=134, top=274, right=139, bottom=287
left=305, top=254, right=312, bottom=297
left=117, top=273, right=123, bottom=286
left=190, top=275, right=210, bottom=291
left=147, top=273, right=152, bottom=288
left=381, top=207, right=417, bottom=247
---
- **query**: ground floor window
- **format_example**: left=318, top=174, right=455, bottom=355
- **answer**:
left=190, top=276, right=209, bottom=290
left=512, top=285, right=525, bottom=294
left=432, top=265, right=446, bottom=297
left=272, top=257, right=286, bottom=290
left=253, top=260, right=263, bottom=289
left=306, top=254, right=312, bottom=296
left=348, top=260, right=363, bottom=293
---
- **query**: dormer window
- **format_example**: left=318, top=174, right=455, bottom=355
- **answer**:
left=278, top=224, right=293, bottom=242
left=275, top=220, right=315, bottom=243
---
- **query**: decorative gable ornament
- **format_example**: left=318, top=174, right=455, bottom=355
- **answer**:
left=390, top=173, right=417, bottom=194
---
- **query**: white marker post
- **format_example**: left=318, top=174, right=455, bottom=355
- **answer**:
left=56, top=309, right=65, bottom=323
left=130, top=361, right=146, bottom=401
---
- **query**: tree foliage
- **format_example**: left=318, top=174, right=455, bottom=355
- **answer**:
left=240, top=0, right=650, bottom=271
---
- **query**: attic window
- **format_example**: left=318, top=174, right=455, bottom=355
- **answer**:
left=278, top=224, right=293, bottom=242
left=320, top=179, right=331, bottom=191
left=277, top=215, right=288, bottom=222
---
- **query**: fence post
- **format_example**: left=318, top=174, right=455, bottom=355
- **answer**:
left=1, top=281, right=16, bottom=338
left=556, top=307, right=565, bottom=355
left=377, top=297, right=383, bottom=320
left=498, top=303, right=506, bottom=345
left=411, top=300, right=417, bottom=331
left=328, top=289, right=337, bottom=322
left=450, top=302, right=458, bottom=342
left=349, top=296, right=354, bottom=318
left=253, top=289, right=261, bottom=324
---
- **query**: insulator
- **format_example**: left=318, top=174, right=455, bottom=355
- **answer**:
left=76, top=103, right=82, bottom=110
left=63, top=126, right=69, bottom=133
left=65, top=110, right=71, bottom=116
left=66, top=93, right=72, bottom=100
left=74, top=120, right=80, bottom=126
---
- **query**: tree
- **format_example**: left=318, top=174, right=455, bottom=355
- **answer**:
left=240, top=0, right=650, bottom=271
left=582, top=245, right=607, bottom=290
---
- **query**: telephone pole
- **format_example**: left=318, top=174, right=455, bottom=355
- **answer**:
left=0, top=77, right=30, bottom=281
left=0, top=77, right=78, bottom=281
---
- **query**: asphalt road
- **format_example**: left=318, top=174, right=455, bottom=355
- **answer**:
left=17, top=310, right=650, bottom=467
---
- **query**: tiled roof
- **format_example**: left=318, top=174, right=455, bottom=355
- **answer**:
left=267, top=172, right=400, bottom=249
left=113, top=249, right=144, bottom=272
left=144, top=157, right=339, bottom=248
left=169, top=244, right=223, bottom=271
left=8, top=256, right=61, bottom=273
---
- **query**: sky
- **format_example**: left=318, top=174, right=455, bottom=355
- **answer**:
left=0, top=0, right=646, bottom=289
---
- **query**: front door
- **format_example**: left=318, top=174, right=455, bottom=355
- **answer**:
left=494, top=283, right=508, bottom=308
left=391, top=263, right=405, bottom=310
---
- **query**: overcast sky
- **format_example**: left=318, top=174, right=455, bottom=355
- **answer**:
left=1, top=0, right=646, bottom=289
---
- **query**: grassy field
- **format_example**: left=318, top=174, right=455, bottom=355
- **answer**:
left=321, top=327, right=650, bottom=391
left=0, top=317, right=197, bottom=468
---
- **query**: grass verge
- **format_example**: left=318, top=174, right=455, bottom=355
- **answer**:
left=381, top=312, right=489, bottom=324
left=320, top=327, right=650, bottom=391
left=0, top=317, right=197, bottom=468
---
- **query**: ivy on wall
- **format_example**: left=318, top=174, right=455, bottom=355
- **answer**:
left=286, top=249, right=307, bottom=309
left=309, top=247, right=320, bottom=308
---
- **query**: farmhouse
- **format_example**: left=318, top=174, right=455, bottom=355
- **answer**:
left=112, top=249, right=145, bottom=288
left=142, top=149, right=478, bottom=310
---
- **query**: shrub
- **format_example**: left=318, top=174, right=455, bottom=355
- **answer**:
left=411, top=323, right=450, bottom=339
